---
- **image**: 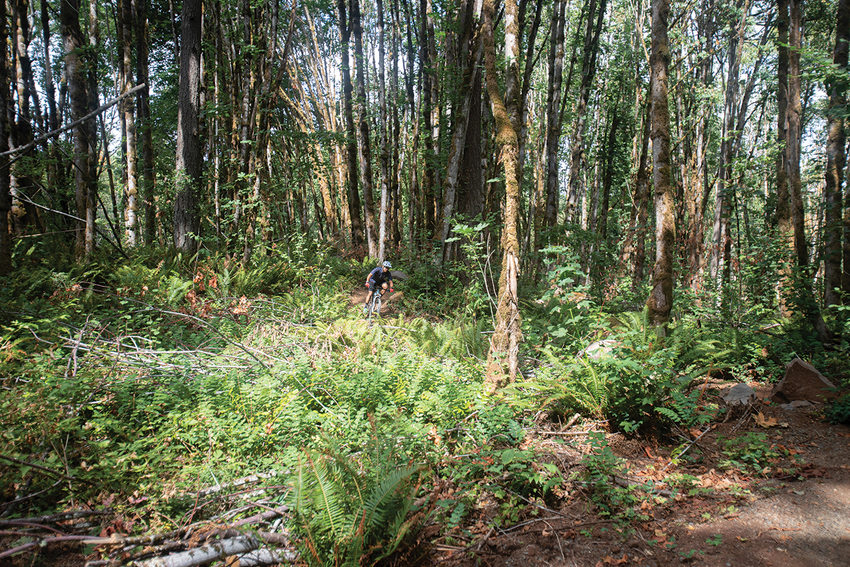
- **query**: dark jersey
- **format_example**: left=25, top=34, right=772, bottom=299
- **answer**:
left=368, top=266, right=392, bottom=286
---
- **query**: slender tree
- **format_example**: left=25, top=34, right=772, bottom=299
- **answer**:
left=483, top=0, right=522, bottom=386
left=566, top=0, right=607, bottom=223
left=173, top=0, right=202, bottom=252
left=646, top=0, right=675, bottom=329
left=338, top=0, right=364, bottom=250
left=61, top=0, right=98, bottom=258
left=542, top=0, right=567, bottom=234
left=825, top=0, right=849, bottom=305
left=119, top=0, right=140, bottom=246
left=0, top=0, right=10, bottom=274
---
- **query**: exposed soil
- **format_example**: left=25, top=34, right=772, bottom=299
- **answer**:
left=422, top=385, right=850, bottom=567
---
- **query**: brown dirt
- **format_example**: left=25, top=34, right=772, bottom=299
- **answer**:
left=421, top=386, right=850, bottom=567
left=350, top=287, right=404, bottom=317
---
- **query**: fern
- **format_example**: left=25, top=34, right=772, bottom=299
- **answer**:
left=289, top=440, right=424, bottom=567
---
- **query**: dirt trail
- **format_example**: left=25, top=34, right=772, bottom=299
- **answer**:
left=427, top=391, right=850, bottom=567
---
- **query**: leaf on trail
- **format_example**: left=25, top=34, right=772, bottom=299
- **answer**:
left=754, top=412, right=778, bottom=428
left=689, top=428, right=703, bottom=438
left=596, top=554, right=630, bottom=566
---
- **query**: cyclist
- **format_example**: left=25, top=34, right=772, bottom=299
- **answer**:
left=364, top=260, right=394, bottom=314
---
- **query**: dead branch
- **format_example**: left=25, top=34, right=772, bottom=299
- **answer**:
left=132, top=535, right=258, bottom=567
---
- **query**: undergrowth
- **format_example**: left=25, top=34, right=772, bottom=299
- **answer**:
left=1, top=245, right=843, bottom=563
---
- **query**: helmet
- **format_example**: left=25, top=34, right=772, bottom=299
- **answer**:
left=382, top=260, right=392, bottom=269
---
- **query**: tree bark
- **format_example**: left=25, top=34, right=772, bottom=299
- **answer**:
left=377, top=0, right=390, bottom=260
left=566, top=0, right=607, bottom=223
left=646, top=0, right=675, bottom=329
left=173, top=0, right=202, bottom=253
left=61, top=0, right=98, bottom=258
left=338, top=0, right=364, bottom=251
left=119, top=0, right=140, bottom=247
left=543, top=0, right=567, bottom=232
left=787, top=0, right=806, bottom=268
left=710, top=0, right=748, bottom=286
left=351, top=0, right=378, bottom=257
left=134, top=0, right=156, bottom=245
left=483, top=0, right=522, bottom=387
left=440, top=0, right=483, bottom=263
left=824, top=0, right=848, bottom=305
left=0, top=0, right=10, bottom=274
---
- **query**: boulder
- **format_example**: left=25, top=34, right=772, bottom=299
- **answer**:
left=772, top=358, right=837, bottom=403
left=579, top=339, right=620, bottom=360
left=722, top=383, right=757, bottom=407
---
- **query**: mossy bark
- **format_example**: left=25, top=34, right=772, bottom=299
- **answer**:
left=483, top=0, right=522, bottom=388
left=646, top=0, right=675, bottom=328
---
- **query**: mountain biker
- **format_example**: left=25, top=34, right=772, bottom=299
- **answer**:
left=364, top=260, right=394, bottom=314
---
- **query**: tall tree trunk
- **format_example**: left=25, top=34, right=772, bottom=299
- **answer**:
left=351, top=0, right=377, bottom=257
left=338, top=0, right=364, bottom=251
left=61, top=0, right=98, bottom=258
left=173, top=0, right=202, bottom=252
left=566, top=0, right=607, bottom=223
left=684, top=4, right=714, bottom=290
left=824, top=0, right=848, bottom=306
left=119, top=0, right=139, bottom=246
left=134, top=0, right=156, bottom=245
left=377, top=0, right=390, bottom=260
left=0, top=0, right=10, bottom=274
left=646, top=0, right=675, bottom=329
left=776, top=0, right=793, bottom=313
left=625, top=96, right=651, bottom=288
left=483, top=0, right=522, bottom=387
left=11, top=0, right=43, bottom=235
left=542, top=0, right=567, bottom=233
left=787, top=0, right=806, bottom=268
left=710, top=0, right=748, bottom=285
left=440, top=0, right=482, bottom=263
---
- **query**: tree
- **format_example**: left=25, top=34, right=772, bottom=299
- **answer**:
left=173, top=0, right=202, bottom=252
left=483, top=0, right=522, bottom=387
left=338, top=0, right=364, bottom=250
left=646, top=0, right=675, bottom=329
left=119, top=0, right=140, bottom=246
left=824, top=0, right=849, bottom=306
left=61, top=0, right=98, bottom=258
left=542, top=0, right=567, bottom=234
left=0, top=0, right=10, bottom=275
left=566, top=0, right=607, bottom=223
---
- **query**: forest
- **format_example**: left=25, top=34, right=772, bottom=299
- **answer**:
left=1, top=0, right=849, bottom=564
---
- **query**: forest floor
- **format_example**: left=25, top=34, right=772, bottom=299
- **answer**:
left=424, top=384, right=850, bottom=567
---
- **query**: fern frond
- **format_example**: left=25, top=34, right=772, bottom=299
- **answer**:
left=305, top=454, right=347, bottom=539
left=360, top=464, right=420, bottom=532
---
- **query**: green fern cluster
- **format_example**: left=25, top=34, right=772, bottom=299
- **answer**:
left=290, top=438, right=423, bottom=566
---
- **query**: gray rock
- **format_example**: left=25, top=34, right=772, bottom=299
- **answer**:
left=722, top=383, right=757, bottom=406
left=772, top=358, right=837, bottom=403
left=579, top=339, right=620, bottom=360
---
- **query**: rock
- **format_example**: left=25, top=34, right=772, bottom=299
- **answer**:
left=579, top=339, right=620, bottom=360
left=389, top=270, right=409, bottom=280
left=722, top=383, right=757, bottom=406
left=772, top=358, right=837, bottom=403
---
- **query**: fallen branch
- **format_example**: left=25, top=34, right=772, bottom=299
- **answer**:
left=132, top=535, right=258, bottom=567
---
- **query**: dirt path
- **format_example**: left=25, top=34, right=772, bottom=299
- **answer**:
left=426, top=393, right=850, bottom=567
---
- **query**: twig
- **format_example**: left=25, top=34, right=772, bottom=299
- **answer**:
left=0, top=454, right=97, bottom=486
left=661, top=425, right=713, bottom=472
left=539, top=429, right=602, bottom=437
left=474, top=526, right=494, bottom=552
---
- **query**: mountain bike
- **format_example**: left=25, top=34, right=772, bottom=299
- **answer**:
left=365, top=287, right=385, bottom=325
